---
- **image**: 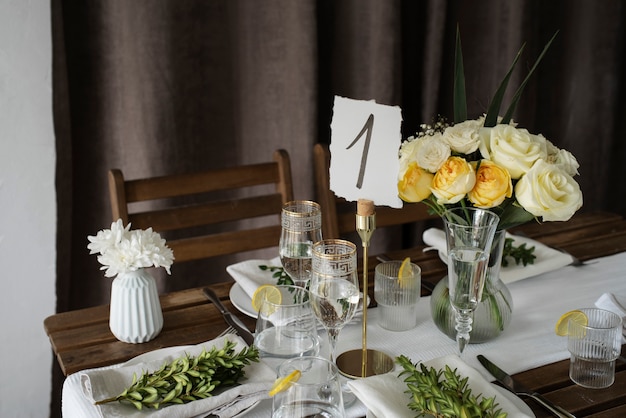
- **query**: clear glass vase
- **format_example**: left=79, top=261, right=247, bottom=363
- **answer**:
left=430, top=229, right=514, bottom=343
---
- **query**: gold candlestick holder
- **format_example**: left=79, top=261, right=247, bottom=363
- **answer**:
left=336, top=199, right=394, bottom=378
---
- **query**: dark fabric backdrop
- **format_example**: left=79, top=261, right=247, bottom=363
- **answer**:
left=50, top=0, right=626, bottom=416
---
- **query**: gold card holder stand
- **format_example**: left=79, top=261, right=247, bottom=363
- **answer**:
left=336, top=199, right=394, bottom=378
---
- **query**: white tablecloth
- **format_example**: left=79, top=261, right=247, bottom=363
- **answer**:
left=63, top=252, right=626, bottom=417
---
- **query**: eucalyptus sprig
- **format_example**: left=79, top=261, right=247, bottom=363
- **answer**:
left=96, top=341, right=259, bottom=410
left=501, top=238, right=536, bottom=267
left=397, top=355, right=507, bottom=418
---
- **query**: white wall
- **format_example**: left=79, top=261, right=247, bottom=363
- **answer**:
left=0, top=1, right=56, bottom=417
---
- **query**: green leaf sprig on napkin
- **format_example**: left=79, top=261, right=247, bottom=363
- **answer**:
left=96, top=341, right=259, bottom=410
left=259, top=265, right=293, bottom=286
left=258, top=265, right=310, bottom=303
left=502, top=238, right=536, bottom=267
left=397, top=355, right=507, bottom=418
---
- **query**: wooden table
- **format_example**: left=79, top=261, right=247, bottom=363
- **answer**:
left=45, top=211, right=626, bottom=417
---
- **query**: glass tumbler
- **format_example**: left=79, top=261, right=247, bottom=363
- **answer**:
left=254, top=285, right=320, bottom=371
left=272, top=356, right=345, bottom=418
left=568, top=307, right=623, bottom=389
left=374, top=260, right=421, bottom=331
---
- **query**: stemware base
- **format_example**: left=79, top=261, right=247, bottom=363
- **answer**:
left=335, top=348, right=394, bottom=378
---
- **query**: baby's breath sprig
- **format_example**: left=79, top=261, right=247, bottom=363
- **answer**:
left=397, top=355, right=507, bottom=418
left=96, top=341, right=259, bottom=410
left=415, top=115, right=450, bottom=138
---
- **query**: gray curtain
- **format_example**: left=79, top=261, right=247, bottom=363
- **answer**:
left=50, top=0, right=626, bottom=416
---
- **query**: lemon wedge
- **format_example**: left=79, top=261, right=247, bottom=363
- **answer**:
left=269, top=369, right=301, bottom=396
left=251, top=284, right=282, bottom=313
left=398, top=257, right=412, bottom=289
left=555, top=310, right=588, bottom=336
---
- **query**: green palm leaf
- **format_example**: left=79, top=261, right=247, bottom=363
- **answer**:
left=501, top=31, right=559, bottom=124
left=453, top=26, right=467, bottom=123
left=483, top=45, right=525, bottom=127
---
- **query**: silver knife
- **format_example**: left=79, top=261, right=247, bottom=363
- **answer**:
left=477, top=355, right=576, bottom=418
left=203, top=288, right=255, bottom=346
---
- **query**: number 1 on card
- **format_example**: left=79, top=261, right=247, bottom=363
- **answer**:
left=329, top=96, right=403, bottom=208
left=346, top=113, right=374, bottom=189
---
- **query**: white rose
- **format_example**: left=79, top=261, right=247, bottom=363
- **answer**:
left=479, top=125, right=548, bottom=179
left=545, top=140, right=580, bottom=176
left=398, top=136, right=420, bottom=173
left=515, top=159, right=583, bottom=222
left=414, top=133, right=451, bottom=173
left=554, top=149, right=580, bottom=176
left=443, top=119, right=482, bottom=154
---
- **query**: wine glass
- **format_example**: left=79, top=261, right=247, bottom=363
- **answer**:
left=309, top=239, right=360, bottom=364
left=442, top=207, right=499, bottom=354
left=272, top=356, right=345, bottom=418
left=279, top=201, right=323, bottom=298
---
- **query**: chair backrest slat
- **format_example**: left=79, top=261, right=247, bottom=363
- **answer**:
left=168, top=225, right=283, bottom=263
left=128, top=194, right=285, bottom=232
left=123, top=162, right=283, bottom=202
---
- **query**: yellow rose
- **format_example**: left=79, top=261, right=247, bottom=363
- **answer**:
left=398, top=162, right=434, bottom=202
left=468, top=160, right=513, bottom=208
left=431, top=156, right=476, bottom=204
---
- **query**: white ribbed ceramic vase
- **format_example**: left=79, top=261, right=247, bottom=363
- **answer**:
left=109, top=269, right=163, bottom=343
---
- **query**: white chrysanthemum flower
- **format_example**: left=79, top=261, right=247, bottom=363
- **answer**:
left=87, top=219, right=174, bottom=277
left=87, top=219, right=130, bottom=255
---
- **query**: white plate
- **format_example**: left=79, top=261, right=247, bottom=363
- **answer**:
left=122, top=344, right=261, bottom=418
left=492, top=384, right=535, bottom=416
left=230, top=282, right=371, bottom=318
left=365, top=384, right=534, bottom=417
left=230, top=282, right=257, bottom=317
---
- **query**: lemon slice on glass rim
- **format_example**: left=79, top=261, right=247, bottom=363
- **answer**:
left=398, top=257, right=413, bottom=289
left=251, top=284, right=282, bottom=314
left=555, top=309, right=588, bottom=336
left=269, top=369, right=301, bottom=396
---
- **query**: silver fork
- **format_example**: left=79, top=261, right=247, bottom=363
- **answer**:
left=216, top=325, right=236, bottom=338
left=551, top=245, right=598, bottom=267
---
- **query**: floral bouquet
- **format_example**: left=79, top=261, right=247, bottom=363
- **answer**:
left=88, top=219, right=174, bottom=277
left=397, top=29, right=583, bottom=230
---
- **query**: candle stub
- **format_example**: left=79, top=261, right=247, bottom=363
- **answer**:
left=357, top=199, right=375, bottom=216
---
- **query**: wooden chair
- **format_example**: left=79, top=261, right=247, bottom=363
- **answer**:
left=108, top=149, right=294, bottom=263
left=313, top=142, right=439, bottom=242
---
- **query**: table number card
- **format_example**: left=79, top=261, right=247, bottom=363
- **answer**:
left=329, top=95, right=403, bottom=208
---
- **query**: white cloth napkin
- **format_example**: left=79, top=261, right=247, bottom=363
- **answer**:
left=226, top=256, right=282, bottom=299
left=595, top=292, right=626, bottom=339
left=226, top=256, right=367, bottom=318
left=595, top=293, right=626, bottom=318
left=347, top=355, right=532, bottom=418
left=422, top=227, right=574, bottom=284
left=73, top=335, right=275, bottom=418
